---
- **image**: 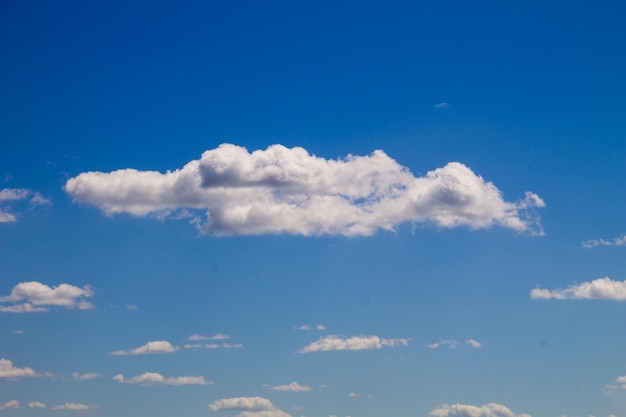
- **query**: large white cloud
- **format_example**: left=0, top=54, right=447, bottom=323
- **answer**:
left=531, top=277, right=626, bottom=301
left=113, top=372, right=211, bottom=386
left=0, top=188, right=50, bottom=223
left=110, top=340, right=179, bottom=355
left=298, top=335, right=409, bottom=353
left=0, top=281, right=94, bottom=313
left=269, top=381, right=312, bottom=392
left=209, top=396, right=277, bottom=412
left=429, top=403, right=531, bottom=417
left=64, top=144, right=545, bottom=237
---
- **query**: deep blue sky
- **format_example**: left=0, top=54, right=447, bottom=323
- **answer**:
left=1, top=1, right=625, bottom=417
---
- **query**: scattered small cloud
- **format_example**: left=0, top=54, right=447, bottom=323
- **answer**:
left=0, top=358, right=50, bottom=380
left=531, top=277, right=626, bottom=301
left=293, top=324, right=327, bottom=331
left=183, top=343, right=243, bottom=350
left=603, top=384, right=618, bottom=395
left=52, top=403, right=97, bottom=411
left=0, top=188, right=50, bottom=223
left=11, top=329, right=24, bottom=335
left=187, top=333, right=229, bottom=341
left=65, top=144, right=545, bottom=237
left=113, top=372, right=211, bottom=386
left=581, top=234, right=626, bottom=249
left=71, top=372, right=100, bottom=381
left=110, top=340, right=179, bottom=355
left=427, top=340, right=458, bottom=349
left=0, top=400, right=19, bottom=410
left=434, top=102, right=452, bottom=109
left=28, top=402, right=46, bottom=409
left=125, top=304, right=138, bottom=310
left=269, top=381, right=312, bottom=392
left=429, top=402, right=531, bottom=417
left=465, top=339, right=482, bottom=348
left=298, top=334, right=409, bottom=353
left=0, top=281, right=94, bottom=313
left=348, top=392, right=359, bottom=398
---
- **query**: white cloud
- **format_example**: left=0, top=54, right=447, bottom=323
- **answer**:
left=348, top=392, right=359, bottom=398
left=64, top=144, right=545, bottom=237
left=11, top=329, right=24, bottom=334
left=0, top=400, right=19, bottom=410
left=209, top=396, right=277, bottom=412
left=429, top=402, right=531, bottom=417
left=71, top=372, right=100, bottom=380
left=0, top=188, right=50, bottom=223
left=110, top=340, right=179, bottom=355
left=28, top=402, right=46, bottom=409
left=582, top=234, right=626, bottom=248
left=183, top=342, right=243, bottom=350
left=113, top=372, right=211, bottom=386
left=293, top=324, right=327, bottom=331
left=0, top=358, right=40, bottom=379
left=0, top=281, right=94, bottom=313
left=238, top=411, right=292, bottom=417
left=298, top=335, right=409, bottom=353
left=427, top=340, right=458, bottom=349
left=434, top=102, right=452, bottom=109
left=125, top=304, right=138, bottom=310
left=270, top=381, right=312, bottom=392
left=465, top=339, right=482, bottom=348
left=187, top=333, right=229, bottom=341
left=52, top=403, right=97, bottom=411
left=531, top=277, right=626, bottom=301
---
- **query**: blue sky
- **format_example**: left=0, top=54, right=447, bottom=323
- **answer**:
left=1, top=1, right=625, bottom=416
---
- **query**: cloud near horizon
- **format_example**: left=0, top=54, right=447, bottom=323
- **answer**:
left=269, top=381, right=312, bottom=392
left=0, top=281, right=94, bottom=313
left=298, top=335, right=409, bottom=353
left=429, top=402, right=531, bottom=417
left=64, top=144, right=545, bottom=237
left=52, top=403, right=97, bottom=411
left=114, top=372, right=211, bottom=386
left=110, top=340, right=179, bottom=355
left=531, top=277, right=626, bottom=300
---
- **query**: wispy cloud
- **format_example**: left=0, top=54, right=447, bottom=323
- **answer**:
left=0, top=188, right=50, bottom=223
left=429, top=403, right=531, bottom=417
left=434, top=102, right=452, bottom=109
left=0, top=400, right=19, bottom=410
left=71, top=372, right=100, bottom=381
left=114, top=372, right=211, bottom=386
left=110, top=340, right=179, bottom=355
left=269, top=381, right=312, bottom=392
left=28, top=402, right=46, bottom=409
left=465, top=339, right=482, bottom=348
left=187, top=333, right=229, bottom=341
left=65, top=144, right=545, bottom=237
left=293, top=324, right=327, bottom=331
left=427, top=340, right=458, bottom=349
left=581, top=234, right=626, bottom=248
left=0, top=281, right=94, bottom=313
left=348, top=392, right=359, bottom=398
left=298, top=335, right=409, bottom=353
left=183, top=342, right=243, bottom=350
left=531, top=277, right=626, bottom=301
left=52, top=403, right=97, bottom=411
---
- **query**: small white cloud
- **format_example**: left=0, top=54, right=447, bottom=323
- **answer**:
left=187, top=333, right=229, bottom=341
left=298, top=335, right=409, bottom=353
left=269, top=381, right=312, bottom=392
left=28, top=402, right=46, bottom=409
left=110, top=340, right=179, bottom=355
left=183, top=342, right=243, bottom=350
left=237, top=412, right=292, bottom=417
left=52, top=403, right=97, bottom=411
left=465, top=339, right=482, bottom=348
left=603, top=384, right=618, bottom=395
left=0, top=358, right=40, bottom=379
left=65, top=144, right=545, bottom=237
left=125, top=304, right=138, bottom=310
left=429, top=402, right=531, bottom=417
left=0, top=400, right=19, bottom=410
left=294, top=324, right=327, bottom=331
left=434, top=102, right=452, bottom=109
left=531, top=277, right=626, bottom=301
left=348, top=392, right=359, bottom=398
left=582, top=234, right=626, bottom=249
left=0, top=188, right=50, bottom=223
left=0, top=281, right=94, bottom=313
left=71, top=372, right=100, bottom=381
left=113, top=372, right=211, bottom=386
left=427, top=340, right=458, bottom=349
left=11, top=329, right=24, bottom=334
left=209, top=396, right=276, bottom=412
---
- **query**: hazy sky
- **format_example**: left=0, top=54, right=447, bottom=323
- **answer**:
left=1, top=1, right=625, bottom=417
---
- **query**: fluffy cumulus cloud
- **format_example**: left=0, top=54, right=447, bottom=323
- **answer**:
left=0, top=187, right=50, bottom=223
left=110, top=340, right=179, bottom=355
left=0, top=400, right=19, bottom=410
left=0, top=281, right=94, bottom=313
left=65, top=144, right=545, bottom=237
left=0, top=358, right=42, bottom=379
left=429, top=403, right=531, bottom=417
left=52, top=403, right=97, bottom=411
left=531, top=277, right=626, bottom=301
left=298, top=335, right=409, bottom=353
left=28, top=402, right=46, bottom=409
left=113, top=372, right=211, bottom=386
left=209, top=396, right=277, bottom=412
left=269, top=381, right=312, bottom=392
left=581, top=234, right=626, bottom=249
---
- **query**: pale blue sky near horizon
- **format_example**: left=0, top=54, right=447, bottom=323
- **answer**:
left=1, top=1, right=625, bottom=416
